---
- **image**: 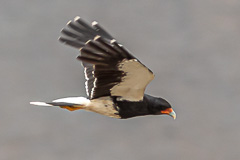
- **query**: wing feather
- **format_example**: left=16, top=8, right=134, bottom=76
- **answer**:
left=59, top=17, right=154, bottom=101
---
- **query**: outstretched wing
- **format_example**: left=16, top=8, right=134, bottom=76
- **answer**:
left=59, top=16, right=154, bottom=101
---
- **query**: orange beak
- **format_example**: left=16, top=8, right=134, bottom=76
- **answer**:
left=161, top=108, right=176, bottom=120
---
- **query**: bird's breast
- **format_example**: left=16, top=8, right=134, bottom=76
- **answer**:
left=113, top=98, right=150, bottom=119
left=86, top=96, right=121, bottom=119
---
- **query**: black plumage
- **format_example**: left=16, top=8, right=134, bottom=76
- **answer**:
left=113, top=94, right=171, bottom=119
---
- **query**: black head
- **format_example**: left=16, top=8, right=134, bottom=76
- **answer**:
left=145, top=95, right=176, bottom=119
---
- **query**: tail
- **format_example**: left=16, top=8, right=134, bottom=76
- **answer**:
left=30, top=97, right=90, bottom=111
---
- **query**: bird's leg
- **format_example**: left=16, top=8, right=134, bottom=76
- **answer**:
left=59, top=105, right=83, bottom=111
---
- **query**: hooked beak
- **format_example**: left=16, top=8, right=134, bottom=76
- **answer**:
left=160, top=108, right=176, bottom=120
left=169, top=110, right=176, bottom=120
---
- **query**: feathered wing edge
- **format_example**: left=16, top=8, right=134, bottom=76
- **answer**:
left=58, top=17, right=136, bottom=99
left=59, top=16, right=114, bottom=48
left=58, top=16, right=154, bottom=101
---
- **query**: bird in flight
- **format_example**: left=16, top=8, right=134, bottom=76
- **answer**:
left=30, top=16, right=176, bottom=119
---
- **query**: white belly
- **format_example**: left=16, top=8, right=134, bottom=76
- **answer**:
left=85, top=96, right=120, bottom=119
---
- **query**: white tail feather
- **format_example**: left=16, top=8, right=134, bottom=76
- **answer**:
left=52, top=97, right=90, bottom=105
left=30, top=102, right=53, bottom=106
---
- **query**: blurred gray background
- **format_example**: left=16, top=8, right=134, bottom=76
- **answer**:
left=1, top=0, right=240, bottom=160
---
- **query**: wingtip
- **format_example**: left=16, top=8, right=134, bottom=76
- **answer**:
left=74, top=16, right=81, bottom=21
left=66, top=20, right=72, bottom=25
left=85, top=40, right=91, bottom=45
left=76, top=55, right=82, bottom=60
left=110, top=39, right=117, bottom=43
left=93, top=35, right=101, bottom=41
left=58, top=36, right=66, bottom=43
left=58, top=36, right=62, bottom=41
left=92, top=21, right=98, bottom=26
